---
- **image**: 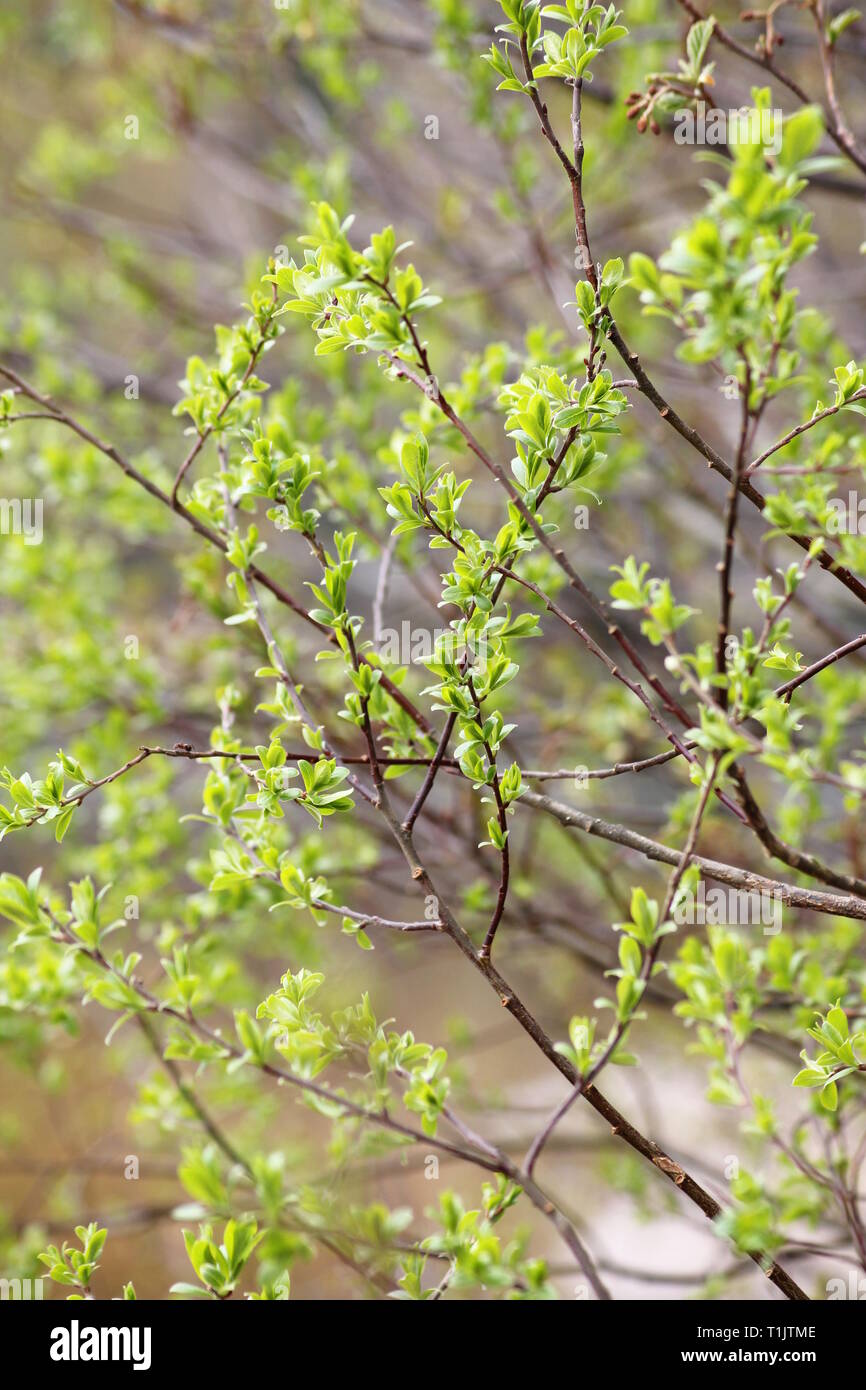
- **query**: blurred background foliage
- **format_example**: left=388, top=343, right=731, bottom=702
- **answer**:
left=0, top=0, right=865, bottom=1298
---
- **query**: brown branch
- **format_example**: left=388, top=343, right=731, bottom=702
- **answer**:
left=745, top=389, right=866, bottom=475
left=774, top=631, right=866, bottom=699
left=810, top=0, right=866, bottom=171
left=716, top=361, right=752, bottom=706
left=520, top=785, right=866, bottom=922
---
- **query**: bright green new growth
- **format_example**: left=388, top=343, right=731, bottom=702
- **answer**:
left=1, top=0, right=866, bottom=1302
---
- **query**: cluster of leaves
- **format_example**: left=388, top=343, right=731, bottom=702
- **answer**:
left=485, top=0, right=627, bottom=92
left=557, top=888, right=676, bottom=1078
left=2, top=0, right=866, bottom=1305
left=625, top=17, right=716, bottom=133
left=629, top=95, right=824, bottom=380
left=0, top=750, right=88, bottom=843
left=39, top=1224, right=134, bottom=1301
left=254, top=967, right=452, bottom=1138
left=171, top=1220, right=268, bottom=1301
left=794, top=1004, right=866, bottom=1113
left=399, top=1189, right=552, bottom=1300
